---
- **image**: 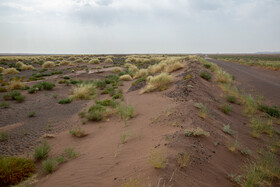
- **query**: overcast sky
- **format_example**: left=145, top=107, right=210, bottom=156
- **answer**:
left=0, top=0, right=279, bottom=54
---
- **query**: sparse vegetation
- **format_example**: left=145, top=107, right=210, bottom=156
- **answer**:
left=120, top=131, right=132, bottom=144
left=28, top=111, right=36, bottom=117
left=0, top=132, right=8, bottom=141
left=250, top=117, right=274, bottom=138
left=221, top=103, right=233, bottom=114
left=42, top=159, right=56, bottom=174
left=0, top=101, right=9, bottom=108
left=195, top=103, right=207, bottom=118
left=70, top=83, right=96, bottom=100
left=42, top=61, right=55, bottom=68
left=226, top=95, right=236, bottom=103
left=58, top=98, right=72, bottom=104
left=119, top=74, right=133, bottom=81
left=64, top=148, right=79, bottom=159
left=118, top=103, right=134, bottom=121
left=258, top=104, right=280, bottom=118
left=223, top=124, right=236, bottom=135
left=2, top=68, right=19, bottom=75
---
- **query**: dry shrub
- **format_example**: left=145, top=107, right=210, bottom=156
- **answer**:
left=119, top=74, right=133, bottom=81
left=148, top=62, right=166, bottom=74
left=184, top=127, right=210, bottom=137
left=0, top=67, right=4, bottom=73
left=112, top=67, right=122, bottom=73
left=42, top=61, right=55, bottom=68
left=164, top=61, right=185, bottom=73
left=70, top=83, right=96, bottom=100
left=140, top=73, right=172, bottom=94
left=0, top=156, right=35, bottom=186
left=59, top=60, right=72, bottom=66
left=89, top=58, right=100, bottom=64
left=8, top=80, right=26, bottom=90
left=134, top=69, right=149, bottom=79
left=3, top=68, right=19, bottom=75
left=104, top=58, right=113, bottom=63
left=124, top=63, right=139, bottom=73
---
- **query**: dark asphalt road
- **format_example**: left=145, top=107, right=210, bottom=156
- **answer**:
left=206, top=58, right=280, bottom=106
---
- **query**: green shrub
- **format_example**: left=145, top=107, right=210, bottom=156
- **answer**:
left=258, top=105, right=280, bottom=118
left=223, top=124, right=236, bottom=135
left=33, top=141, right=51, bottom=161
left=221, top=103, right=233, bottom=114
left=69, top=126, right=87, bottom=137
left=203, top=63, right=211, bottom=69
left=0, top=101, right=9, bottom=108
left=95, top=80, right=106, bottom=90
left=200, top=71, right=212, bottom=81
left=40, top=82, right=55, bottom=90
left=42, top=159, right=56, bottom=174
left=28, top=111, right=36, bottom=117
left=0, top=87, right=7, bottom=92
left=87, top=104, right=106, bottom=121
left=95, top=99, right=118, bottom=108
left=0, top=132, right=8, bottom=141
left=226, top=95, right=236, bottom=103
left=14, top=95, right=25, bottom=102
left=58, top=98, right=72, bottom=104
left=64, top=148, right=79, bottom=159
left=101, top=86, right=115, bottom=96
left=0, top=156, right=34, bottom=186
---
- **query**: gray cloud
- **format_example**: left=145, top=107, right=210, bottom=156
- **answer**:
left=0, top=0, right=279, bottom=53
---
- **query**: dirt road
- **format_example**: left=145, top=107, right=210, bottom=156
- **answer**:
left=205, top=57, right=280, bottom=106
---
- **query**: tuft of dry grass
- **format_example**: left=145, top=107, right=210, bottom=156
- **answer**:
left=119, top=74, right=133, bottom=81
left=140, top=73, right=172, bottom=94
left=42, top=61, right=55, bottom=68
left=148, top=150, right=168, bottom=169
left=124, top=63, right=139, bottom=73
left=70, top=83, right=96, bottom=100
left=16, top=61, right=34, bottom=70
left=185, top=127, right=210, bottom=137
left=59, top=60, right=72, bottom=66
left=3, top=68, right=19, bottom=75
left=0, top=67, right=4, bottom=73
left=8, top=80, right=26, bottom=90
left=89, top=58, right=100, bottom=64
left=104, top=58, right=113, bottom=63
left=134, top=69, right=149, bottom=79
left=112, top=67, right=122, bottom=73
left=164, top=61, right=185, bottom=73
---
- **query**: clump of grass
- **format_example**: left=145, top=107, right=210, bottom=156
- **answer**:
left=243, top=94, right=257, bottom=116
left=251, top=117, right=274, bottom=138
left=221, top=103, right=233, bottom=114
left=0, top=156, right=34, bottom=186
left=112, top=67, right=122, bottom=73
left=140, top=73, right=172, bottom=94
left=164, top=61, right=185, bottom=73
left=258, top=104, right=280, bottom=118
left=203, top=63, right=211, bottom=69
left=8, top=80, right=26, bottom=90
left=122, top=178, right=143, bottom=187
left=0, top=132, right=8, bottom=141
left=177, top=152, right=191, bottom=168
left=89, top=58, right=100, bottom=64
left=200, top=71, right=212, bottom=81
left=55, top=155, right=66, bottom=164
left=58, top=98, right=72, bottom=104
left=87, top=104, right=109, bottom=121
left=42, top=159, right=56, bottom=174
left=228, top=139, right=240, bottom=152
left=119, top=74, right=133, bottom=81
left=2, top=68, right=19, bottom=75
left=240, top=152, right=280, bottom=186
left=134, top=69, right=149, bottom=79
left=118, top=103, right=134, bottom=121
left=42, top=61, right=55, bottom=68
left=70, top=83, right=96, bottom=100
left=0, top=101, right=9, bottom=108
left=28, top=111, right=36, bottom=117
left=69, top=126, right=87, bottom=137
left=0, top=87, right=7, bottom=92
left=226, top=95, right=236, bottom=103
left=59, top=60, right=72, bottom=66
left=195, top=103, right=207, bottom=118
left=120, top=131, right=132, bottom=144
left=63, top=148, right=79, bottom=159
left=223, top=124, right=236, bottom=135
left=3, top=91, right=25, bottom=102
left=33, top=141, right=50, bottom=161
left=28, top=81, right=55, bottom=93
left=184, top=127, right=210, bottom=137
left=148, top=150, right=167, bottom=169
left=104, top=58, right=113, bottom=63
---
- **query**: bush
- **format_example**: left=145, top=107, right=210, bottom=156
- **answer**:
left=0, top=67, right=4, bottom=73
left=134, top=69, right=149, bottom=79
left=89, top=58, right=100, bottom=64
left=184, top=127, right=210, bottom=137
left=226, top=95, right=236, bottom=103
left=95, top=99, right=118, bottom=108
left=0, top=156, right=34, bottom=186
left=112, top=67, right=122, bottom=73
left=69, top=126, right=87, bottom=137
left=0, top=87, right=7, bottom=92
left=14, top=95, right=25, bottom=102
left=42, top=159, right=56, bottom=174
left=258, top=105, right=280, bottom=118
left=2, top=68, right=19, bottom=75
left=119, top=74, right=133, bottom=81
left=8, top=80, right=26, bottom=90
left=223, top=124, right=236, bottom=135
left=70, top=83, right=96, bottom=100
left=58, top=98, right=72, bottom=104
left=95, top=80, right=106, bottom=90
left=64, top=148, right=79, bottom=159
left=101, top=86, right=115, bottom=96
left=0, top=132, right=8, bottom=141
left=42, top=61, right=55, bottom=68
left=0, top=101, right=9, bottom=108
left=59, top=60, right=72, bottom=66
left=177, top=152, right=190, bottom=168
left=33, top=141, right=51, bottom=161
left=40, top=82, right=55, bottom=90
left=140, top=73, right=172, bottom=93
left=104, top=58, right=113, bottom=63
left=87, top=104, right=107, bottom=121
left=221, top=103, right=233, bottom=114
left=203, top=63, right=211, bottom=69
left=28, top=111, right=36, bottom=117
left=164, top=61, right=185, bottom=73
left=148, top=150, right=167, bottom=169
left=200, top=71, right=212, bottom=81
